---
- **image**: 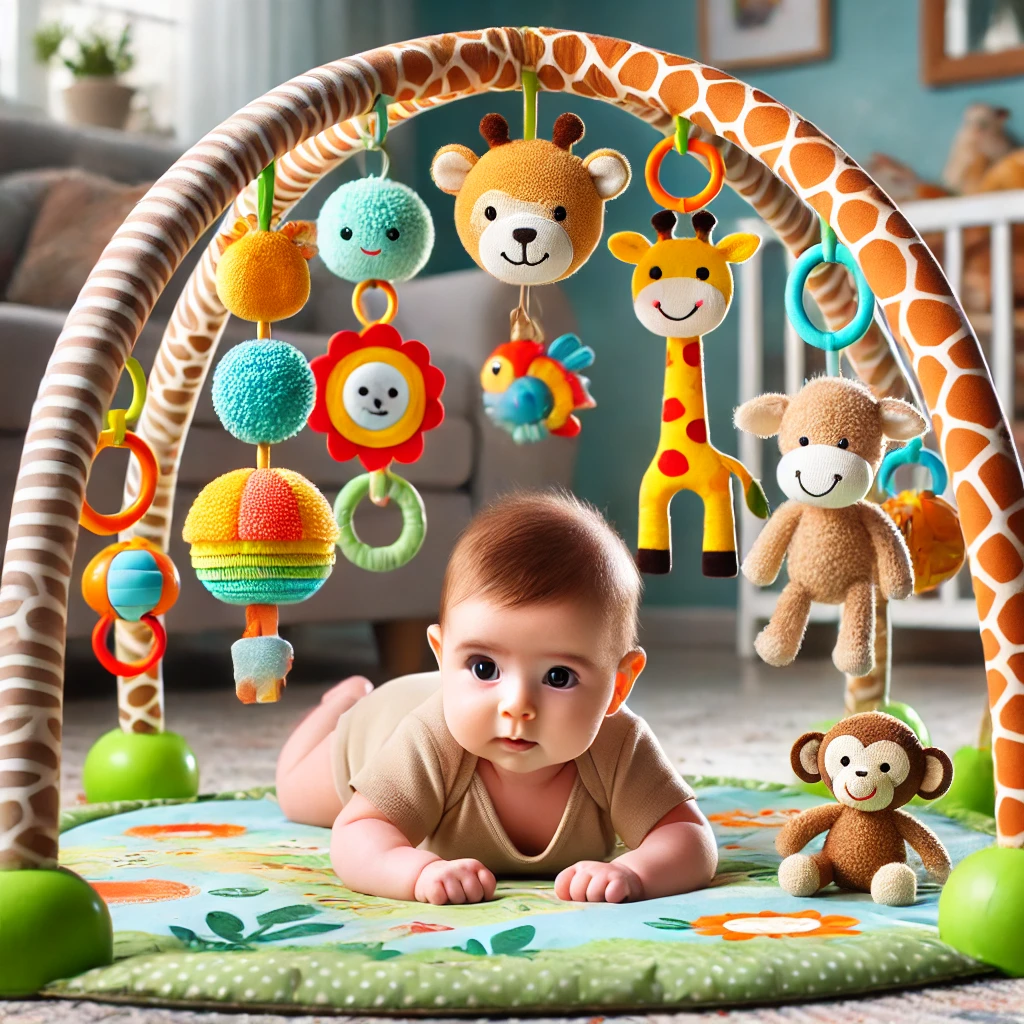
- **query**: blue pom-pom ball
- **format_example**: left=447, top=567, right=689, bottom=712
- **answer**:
left=318, top=176, right=434, bottom=284
left=212, top=339, right=315, bottom=445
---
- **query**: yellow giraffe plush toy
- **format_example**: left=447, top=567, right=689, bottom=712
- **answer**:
left=609, top=210, right=769, bottom=576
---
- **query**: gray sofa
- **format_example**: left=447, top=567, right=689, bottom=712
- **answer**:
left=0, top=110, right=578, bottom=673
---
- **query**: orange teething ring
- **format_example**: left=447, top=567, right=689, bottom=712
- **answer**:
left=92, top=612, right=167, bottom=678
left=645, top=136, right=725, bottom=214
left=80, top=429, right=159, bottom=536
left=352, top=279, right=398, bottom=329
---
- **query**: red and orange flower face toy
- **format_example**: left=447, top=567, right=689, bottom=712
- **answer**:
left=308, top=322, right=444, bottom=471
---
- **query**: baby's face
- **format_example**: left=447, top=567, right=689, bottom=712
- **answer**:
left=430, top=595, right=638, bottom=774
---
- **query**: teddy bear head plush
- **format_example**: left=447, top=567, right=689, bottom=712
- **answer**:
left=735, top=376, right=927, bottom=510
left=793, top=713, right=953, bottom=811
left=430, top=113, right=631, bottom=286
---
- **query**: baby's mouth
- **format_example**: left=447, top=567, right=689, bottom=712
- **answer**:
left=497, top=737, right=537, bottom=752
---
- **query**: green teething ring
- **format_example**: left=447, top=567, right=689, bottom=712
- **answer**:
left=334, top=471, right=426, bottom=571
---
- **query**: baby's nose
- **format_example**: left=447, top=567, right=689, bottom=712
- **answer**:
left=513, top=227, right=537, bottom=245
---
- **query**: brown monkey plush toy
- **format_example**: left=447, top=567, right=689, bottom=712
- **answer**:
left=430, top=113, right=630, bottom=286
left=777, top=713, right=953, bottom=906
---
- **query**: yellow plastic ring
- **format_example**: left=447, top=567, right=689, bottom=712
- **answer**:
left=352, top=279, right=398, bottom=329
left=80, top=429, right=159, bottom=536
left=645, top=136, right=726, bottom=214
left=104, top=356, right=147, bottom=431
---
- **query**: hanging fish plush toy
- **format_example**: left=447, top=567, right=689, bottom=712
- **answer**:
left=480, top=333, right=595, bottom=444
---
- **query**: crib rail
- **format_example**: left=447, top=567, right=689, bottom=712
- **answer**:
left=736, top=191, right=1024, bottom=654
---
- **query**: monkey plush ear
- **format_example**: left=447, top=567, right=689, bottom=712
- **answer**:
left=582, top=149, right=631, bottom=200
left=607, top=231, right=652, bottom=265
left=716, top=232, right=762, bottom=264
left=431, top=145, right=478, bottom=195
left=790, top=731, right=825, bottom=784
left=919, top=747, right=954, bottom=800
left=879, top=397, right=928, bottom=441
left=734, top=393, right=790, bottom=438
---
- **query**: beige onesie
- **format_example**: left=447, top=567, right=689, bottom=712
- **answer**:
left=331, top=672, right=694, bottom=877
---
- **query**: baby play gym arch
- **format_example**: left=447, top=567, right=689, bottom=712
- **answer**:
left=1, top=26, right=1022, bottom=988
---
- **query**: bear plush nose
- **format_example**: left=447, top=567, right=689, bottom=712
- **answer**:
left=373, top=398, right=382, bottom=408
left=855, top=770, right=868, bottom=777
left=512, top=227, right=537, bottom=245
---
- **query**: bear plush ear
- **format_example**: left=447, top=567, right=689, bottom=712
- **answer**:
left=919, top=747, right=954, bottom=800
left=791, top=731, right=825, bottom=784
left=716, top=232, right=762, bottom=264
left=552, top=112, right=585, bottom=150
left=734, top=393, right=790, bottom=438
left=607, top=231, right=652, bottom=265
left=879, top=397, right=927, bottom=441
left=431, top=145, right=478, bottom=195
left=582, top=149, right=631, bottom=200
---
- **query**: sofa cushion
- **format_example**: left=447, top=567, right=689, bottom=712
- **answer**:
left=0, top=168, right=66, bottom=296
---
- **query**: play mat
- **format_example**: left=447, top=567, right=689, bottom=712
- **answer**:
left=46, top=780, right=993, bottom=1014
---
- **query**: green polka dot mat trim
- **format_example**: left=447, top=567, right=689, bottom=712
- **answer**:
left=45, top=780, right=993, bottom=1012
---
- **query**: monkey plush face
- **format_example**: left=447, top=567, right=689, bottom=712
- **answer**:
left=431, top=113, right=630, bottom=286
left=792, top=713, right=953, bottom=812
left=734, top=376, right=927, bottom=510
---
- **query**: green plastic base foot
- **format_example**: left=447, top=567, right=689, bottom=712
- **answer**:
left=939, top=846, right=1024, bottom=976
left=937, top=745, right=996, bottom=818
left=876, top=701, right=931, bottom=746
left=83, top=728, right=199, bottom=804
left=0, top=867, right=112, bottom=996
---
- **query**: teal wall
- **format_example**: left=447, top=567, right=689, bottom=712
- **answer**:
left=410, top=0, right=1024, bottom=607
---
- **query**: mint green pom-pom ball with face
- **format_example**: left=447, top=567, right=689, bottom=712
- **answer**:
left=317, top=177, right=434, bottom=284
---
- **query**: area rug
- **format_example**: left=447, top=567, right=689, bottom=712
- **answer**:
left=45, top=779, right=996, bottom=1014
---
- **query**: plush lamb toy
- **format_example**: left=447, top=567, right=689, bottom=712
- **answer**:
left=778, top=712, right=953, bottom=906
left=734, top=376, right=927, bottom=676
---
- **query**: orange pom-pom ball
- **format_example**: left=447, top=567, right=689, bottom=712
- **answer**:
left=216, top=230, right=311, bottom=323
left=882, top=489, right=966, bottom=594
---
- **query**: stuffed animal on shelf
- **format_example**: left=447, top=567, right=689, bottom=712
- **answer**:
left=735, top=376, right=927, bottom=676
left=609, top=209, right=768, bottom=578
left=777, top=713, right=954, bottom=906
left=480, top=333, right=595, bottom=443
left=430, top=112, right=630, bottom=285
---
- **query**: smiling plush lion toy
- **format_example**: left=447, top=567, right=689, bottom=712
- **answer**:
left=430, top=113, right=630, bottom=286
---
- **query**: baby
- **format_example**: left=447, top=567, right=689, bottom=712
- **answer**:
left=276, top=491, right=717, bottom=904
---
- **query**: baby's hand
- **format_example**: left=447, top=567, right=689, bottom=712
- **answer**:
left=414, top=858, right=497, bottom=905
left=554, top=860, right=644, bottom=903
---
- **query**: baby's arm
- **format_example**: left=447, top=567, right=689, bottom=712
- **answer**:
left=554, top=801, right=717, bottom=903
left=331, top=794, right=497, bottom=904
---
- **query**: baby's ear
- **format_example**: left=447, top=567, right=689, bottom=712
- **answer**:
left=734, top=393, right=789, bottom=438
left=919, top=747, right=954, bottom=800
left=879, top=398, right=927, bottom=441
left=607, top=231, right=651, bottom=265
left=426, top=623, right=443, bottom=669
left=716, top=232, right=761, bottom=264
left=583, top=149, right=631, bottom=200
left=790, top=731, right=825, bottom=784
left=431, top=145, right=478, bottom=195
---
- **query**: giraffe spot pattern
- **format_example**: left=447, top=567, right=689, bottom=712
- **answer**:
left=945, top=427, right=989, bottom=473
left=1002, top=694, right=1024, bottom=734
left=619, top=51, right=658, bottom=90
left=956, top=481, right=992, bottom=537
left=859, top=239, right=906, bottom=299
left=552, top=36, right=586, bottom=73
left=658, top=449, right=689, bottom=477
left=683, top=342, right=701, bottom=366
left=743, top=105, right=789, bottom=147
left=837, top=200, right=878, bottom=243
left=945, top=377, right=1001, bottom=429
left=836, top=168, right=873, bottom=194
left=686, top=418, right=708, bottom=444
left=998, top=593, right=1024, bottom=644
left=662, top=398, right=685, bottom=422
left=978, top=534, right=1024, bottom=584
left=706, top=82, right=746, bottom=122
left=995, top=742, right=1024, bottom=794
left=979, top=453, right=1024, bottom=509
left=538, top=65, right=564, bottom=90
left=948, top=338, right=982, bottom=369
left=988, top=669, right=1009, bottom=703
left=790, top=143, right=836, bottom=189
left=907, top=299, right=963, bottom=347
left=998, top=796, right=1024, bottom=838
left=659, top=70, right=699, bottom=113
left=982, top=629, right=1000, bottom=661
left=916, top=356, right=947, bottom=407
left=975, top=579, right=997, bottom=620
left=1009, top=652, right=1024, bottom=682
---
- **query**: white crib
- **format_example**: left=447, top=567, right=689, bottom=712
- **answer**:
left=734, top=190, right=1024, bottom=656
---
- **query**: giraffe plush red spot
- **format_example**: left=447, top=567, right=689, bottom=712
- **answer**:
left=686, top=418, right=708, bottom=444
left=658, top=449, right=689, bottom=477
left=663, top=398, right=685, bottom=422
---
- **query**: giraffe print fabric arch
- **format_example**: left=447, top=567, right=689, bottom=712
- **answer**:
left=1, top=28, right=1022, bottom=873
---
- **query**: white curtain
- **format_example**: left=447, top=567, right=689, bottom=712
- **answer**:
left=176, top=0, right=412, bottom=144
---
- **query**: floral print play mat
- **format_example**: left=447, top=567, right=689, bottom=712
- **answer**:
left=47, top=780, right=994, bottom=1013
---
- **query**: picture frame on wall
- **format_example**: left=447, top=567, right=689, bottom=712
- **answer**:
left=698, top=0, right=832, bottom=70
left=921, top=0, right=1024, bottom=85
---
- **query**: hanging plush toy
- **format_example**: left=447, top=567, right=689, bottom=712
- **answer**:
left=310, top=98, right=444, bottom=572
left=184, top=162, right=337, bottom=704
left=735, top=376, right=927, bottom=677
left=609, top=118, right=768, bottom=577
left=431, top=82, right=630, bottom=443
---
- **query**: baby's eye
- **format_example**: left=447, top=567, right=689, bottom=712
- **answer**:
left=543, top=666, right=578, bottom=690
left=470, top=658, right=498, bottom=681
left=386, top=227, right=400, bottom=241
left=840, top=755, right=850, bottom=767
left=340, top=227, right=353, bottom=240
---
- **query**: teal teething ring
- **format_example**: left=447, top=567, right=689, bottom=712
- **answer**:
left=785, top=234, right=875, bottom=353
left=334, top=471, right=426, bottom=572
left=878, top=436, right=948, bottom=497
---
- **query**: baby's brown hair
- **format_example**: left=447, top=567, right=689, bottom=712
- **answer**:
left=439, top=490, right=642, bottom=653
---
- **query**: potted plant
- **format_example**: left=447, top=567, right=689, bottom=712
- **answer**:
left=33, top=21, right=135, bottom=130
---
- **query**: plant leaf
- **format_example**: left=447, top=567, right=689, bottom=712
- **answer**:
left=644, top=918, right=693, bottom=930
left=209, top=887, right=269, bottom=898
left=259, top=922, right=344, bottom=942
left=463, top=938, right=487, bottom=956
left=256, top=904, right=319, bottom=927
left=169, top=925, right=199, bottom=945
left=206, top=911, right=245, bottom=940
left=490, top=925, right=535, bottom=954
